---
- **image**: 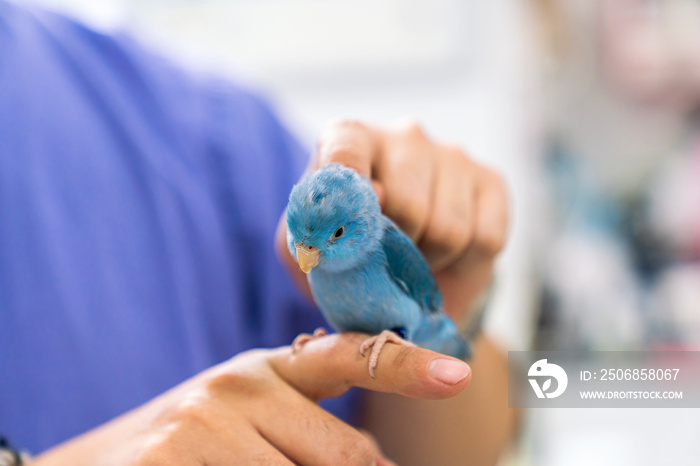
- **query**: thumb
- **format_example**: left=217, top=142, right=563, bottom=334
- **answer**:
left=315, top=120, right=381, bottom=178
left=268, top=332, right=471, bottom=401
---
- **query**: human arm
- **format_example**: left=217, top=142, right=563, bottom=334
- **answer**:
left=276, top=119, right=516, bottom=465
left=32, top=333, right=471, bottom=466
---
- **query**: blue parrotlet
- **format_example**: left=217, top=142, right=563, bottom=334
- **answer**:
left=286, top=164, right=470, bottom=378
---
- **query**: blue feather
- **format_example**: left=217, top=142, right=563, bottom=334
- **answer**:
left=286, top=164, right=470, bottom=359
left=381, top=221, right=442, bottom=314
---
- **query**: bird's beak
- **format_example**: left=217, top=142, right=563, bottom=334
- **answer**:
left=295, top=242, right=320, bottom=274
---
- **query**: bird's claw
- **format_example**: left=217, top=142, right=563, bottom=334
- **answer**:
left=291, top=327, right=327, bottom=353
left=359, top=330, right=417, bottom=379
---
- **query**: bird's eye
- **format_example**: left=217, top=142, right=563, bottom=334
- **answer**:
left=331, top=226, right=345, bottom=240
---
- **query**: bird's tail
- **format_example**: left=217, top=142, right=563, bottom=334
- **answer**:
left=412, top=313, right=471, bottom=360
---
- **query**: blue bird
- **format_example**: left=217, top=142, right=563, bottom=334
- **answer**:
left=286, top=164, right=470, bottom=378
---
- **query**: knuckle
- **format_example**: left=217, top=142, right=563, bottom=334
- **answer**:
left=444, top=144, right=468, bottom=160
left=316, top=123, right=366, bottom=161
left=392, top=191, right=429, bottom=231
left=321, top=144, right=365, bottom=167
left=170, top=401, right=215, bottom=431
left=473, top=162, right=507, bottom=196
left=397, top=119, right=427, bottom=140
left=206, top=368, right=275, bottom=400
left=428, top=221, right=471, bottom=255
left=208, top=350, right=276, bottom=396
left=325, top=118, right=364, bottom=132
left=392, top=346, right=414, bottom=374
left=134, top=434, right=183, bottom=466
left=206, top=369, right=251, bottom=393
left=485, top=167, right=507, bottom=192
left=316, top=119, right=368, bottom=164
left=475, top=227, right=507, bottom=256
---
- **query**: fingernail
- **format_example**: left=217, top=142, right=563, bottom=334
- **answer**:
left=429, top=359, right=470, bottom=385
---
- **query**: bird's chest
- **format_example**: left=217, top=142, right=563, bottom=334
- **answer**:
left=308, top=263, right=419, bottom=334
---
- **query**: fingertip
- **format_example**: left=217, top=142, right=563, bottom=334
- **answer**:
left=322, top=144, right=373, bottom=178
left=270, top=332, right=470, bottom=401
left=316, top=119, right=378, bottom=178
left=428, top=358, right=471, bottom=386
left=374, top=344, right=470, bottom=400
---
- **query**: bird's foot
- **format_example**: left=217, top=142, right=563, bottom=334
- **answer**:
left=359, top=330, right=417, bottom=379
left=291, top=327, right=327, bottom=354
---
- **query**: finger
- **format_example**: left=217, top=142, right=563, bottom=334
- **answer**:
left=268, top=332, right=471, bottom=401
left=206, top=424, right=295, bottom=466
left=473, top=167, right=510, bottom=256
left=435, top=166, right=508, bottom=322
left=417, top=146, right=477, bottom=270
left=315, top=119, right=381, bottom=177
left=454, top=167, right=509, bottom=270
left=359, top=429, right=382, bottom=453
left=248, top=384, right=386, bottom=466
left=314, top=119, right=435, bottom=239
left=358, top=429, right=399, bottom=466
left=132, top=410, right=294, bottom=466
left=376, top=122, right=436, bottom=240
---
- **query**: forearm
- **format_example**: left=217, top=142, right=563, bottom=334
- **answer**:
left=360, top=336, right=519, bottom=466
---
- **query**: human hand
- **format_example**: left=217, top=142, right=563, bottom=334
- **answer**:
left=34, top=333, right=470, bottom=466
left=277, top=119, right=509, bottom=326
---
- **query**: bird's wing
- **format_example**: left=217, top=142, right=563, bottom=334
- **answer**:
left=381, top=219, right=442, bottom=314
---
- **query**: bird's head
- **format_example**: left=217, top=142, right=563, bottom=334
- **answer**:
left=286, top=164, right=383, bottom=273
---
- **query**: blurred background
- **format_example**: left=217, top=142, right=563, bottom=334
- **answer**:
left=21, top=0, right=700, bottom=464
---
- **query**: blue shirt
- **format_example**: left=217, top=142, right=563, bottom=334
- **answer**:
left=0, top=2, right=355, bottom=453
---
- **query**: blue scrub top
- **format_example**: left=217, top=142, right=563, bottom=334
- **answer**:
left=0, top=1, right=355, bottom=454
